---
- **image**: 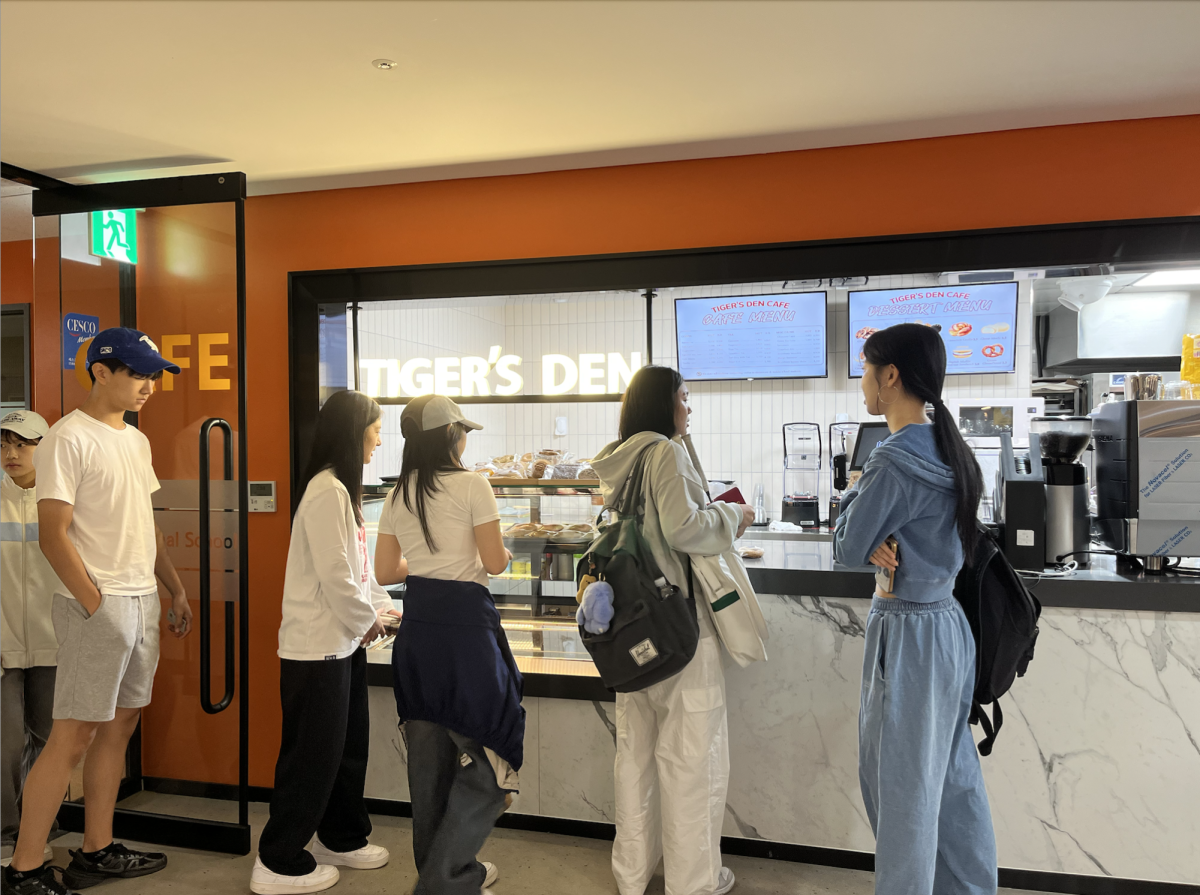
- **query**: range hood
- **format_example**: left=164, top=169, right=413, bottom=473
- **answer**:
left=1041, top=291, right=1193, bottom=375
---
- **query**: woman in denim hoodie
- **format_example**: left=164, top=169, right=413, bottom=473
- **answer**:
left=834, top=323, right=997, bottom=895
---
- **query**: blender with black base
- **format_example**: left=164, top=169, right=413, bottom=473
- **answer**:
left=1029, top=416, right=1092, bottom=566
left=781, top=422, right=822, bottom=527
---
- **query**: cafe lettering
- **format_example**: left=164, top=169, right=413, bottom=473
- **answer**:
left=359, top=347, right=643, bottom=398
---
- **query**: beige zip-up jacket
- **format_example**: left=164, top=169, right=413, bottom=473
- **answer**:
left=1, top=474, right=63, bottom=669
left=591, top=432, right=741, bottom=641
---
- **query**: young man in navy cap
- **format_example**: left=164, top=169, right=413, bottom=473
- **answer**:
left=3, top=329, right=192, bottom=895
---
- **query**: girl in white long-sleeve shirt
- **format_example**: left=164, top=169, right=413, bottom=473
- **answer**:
left=252, top=390, right=399, bottom=895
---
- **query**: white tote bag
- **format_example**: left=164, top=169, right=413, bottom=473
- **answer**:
left=692, top=551, right=769, bottom=667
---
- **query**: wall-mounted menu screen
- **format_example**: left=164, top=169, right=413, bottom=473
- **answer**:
left=675, top=291, right=827, bottom=381
left=848, top=282, right=1018, bottom=377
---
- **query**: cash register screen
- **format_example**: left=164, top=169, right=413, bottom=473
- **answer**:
left=851, top=422, right=892, bottom=471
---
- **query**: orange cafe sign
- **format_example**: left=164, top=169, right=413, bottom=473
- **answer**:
left=73, top=333, right=231, bottom=391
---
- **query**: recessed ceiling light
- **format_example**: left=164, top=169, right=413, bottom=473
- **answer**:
left=1134, top=269, right=1200, bottom=288
left=372, top=59, right=398, bottom=70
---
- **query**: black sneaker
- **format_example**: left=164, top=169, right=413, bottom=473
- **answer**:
left=61, top=845, right=166, bottom=890
left=2, top=864, right=73, bottom=895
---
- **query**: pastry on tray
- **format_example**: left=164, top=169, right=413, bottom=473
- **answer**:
left=737, top=546, right=765, bottom=559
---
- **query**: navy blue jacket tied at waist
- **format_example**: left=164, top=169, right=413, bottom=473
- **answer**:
left=391, top=576, right=526, bottom=771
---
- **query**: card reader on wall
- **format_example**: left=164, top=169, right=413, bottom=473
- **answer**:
left=249, top=481, right=276, bottom=512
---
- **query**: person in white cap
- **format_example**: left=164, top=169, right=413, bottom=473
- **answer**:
left=1, top=411, right=61, bottom=870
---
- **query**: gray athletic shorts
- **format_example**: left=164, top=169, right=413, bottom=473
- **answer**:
left=51, top=593, right=161, bottom=723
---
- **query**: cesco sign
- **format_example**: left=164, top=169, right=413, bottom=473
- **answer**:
left=359, top=347, right=643, bottom=398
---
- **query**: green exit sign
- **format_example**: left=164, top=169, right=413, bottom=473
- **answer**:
left=89, top=209, right=137, bottom=264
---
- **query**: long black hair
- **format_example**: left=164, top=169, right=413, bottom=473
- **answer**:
left=619, top=365, right=684, bottom=443
left=393, top=412, right=469, bottom=552
left=299, top=389, right=381, bottom=526
left=862, top=323, right=983, bottom=562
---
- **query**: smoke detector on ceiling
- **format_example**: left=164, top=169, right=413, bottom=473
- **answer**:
left=372, top=59, right=398, bottom=70
left=1058, top=277, right=1113, bottom=312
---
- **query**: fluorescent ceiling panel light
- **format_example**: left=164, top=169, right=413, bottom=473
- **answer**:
left=1135, top=269, right=1200, bottom=287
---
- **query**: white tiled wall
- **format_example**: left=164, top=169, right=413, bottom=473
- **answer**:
left=348, top=278, right=1033, bottom=517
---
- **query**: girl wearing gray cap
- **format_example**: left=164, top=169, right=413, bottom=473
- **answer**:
left=374, top=395, right=522, bottom=895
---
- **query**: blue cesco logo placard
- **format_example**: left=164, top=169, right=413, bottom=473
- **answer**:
left=63, top=313, right=100, bottom=370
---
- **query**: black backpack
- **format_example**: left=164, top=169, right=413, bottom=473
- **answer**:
left=575, top=444, right=699, bottom=693
left=952, top=523, right=1042, bottom=756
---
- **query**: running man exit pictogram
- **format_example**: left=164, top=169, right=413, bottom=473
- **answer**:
left=89, top=209, right=138, bottom=264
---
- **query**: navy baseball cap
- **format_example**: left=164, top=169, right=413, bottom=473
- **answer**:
left=86, top=327, right=181, bottom=376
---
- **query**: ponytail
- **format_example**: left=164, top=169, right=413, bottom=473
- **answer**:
left=863, top=323, right=983, bottom=563
left=930, top=399, right=984, bottom=562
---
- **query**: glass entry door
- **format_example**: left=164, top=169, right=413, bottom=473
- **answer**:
left=34, top=174, right=250, bottom=854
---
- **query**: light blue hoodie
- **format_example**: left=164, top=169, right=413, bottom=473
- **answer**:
left=833, top=423, right=964, bottom=603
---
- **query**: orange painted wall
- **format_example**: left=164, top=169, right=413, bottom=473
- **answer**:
left=1, top=240, right=33, bottom=303
left=15, top=115, right=1200, bottom=785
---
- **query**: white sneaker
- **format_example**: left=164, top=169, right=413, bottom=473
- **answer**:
left=0, top=844, right=55, bottom=868
left=310, top=838, right=389, bottom=870
left=250, top=856, right=340, bottom=894
left=482, top=861, right=498, bottom=888
left=714, top=866, right=736, bottom=895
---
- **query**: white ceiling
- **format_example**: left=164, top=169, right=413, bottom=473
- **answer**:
left=2, top=1, right=1199, bottom=197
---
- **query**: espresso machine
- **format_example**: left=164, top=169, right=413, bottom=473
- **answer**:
left=1094, top=399, right=1200, bottom=571
left=781, top=422, right=821, bottom=527
left=828, top=421, right=859, bottom=528
left=995, top=417, right=1092, bottom=570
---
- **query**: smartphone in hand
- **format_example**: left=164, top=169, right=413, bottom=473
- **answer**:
left=874, top=537, right=900, bottom=595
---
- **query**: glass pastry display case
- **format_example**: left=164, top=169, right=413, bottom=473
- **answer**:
left=362, top=480, right=604, bottom=683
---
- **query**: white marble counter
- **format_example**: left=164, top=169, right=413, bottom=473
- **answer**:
left=366, top=593, right=1200, bottom=886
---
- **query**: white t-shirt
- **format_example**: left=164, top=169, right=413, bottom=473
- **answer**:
left=34, top=409, right=160, bottom=598
left=378, top=471, right=500, bottom=587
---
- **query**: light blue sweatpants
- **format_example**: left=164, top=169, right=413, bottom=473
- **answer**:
left=859, top=595, right=997, bottom=895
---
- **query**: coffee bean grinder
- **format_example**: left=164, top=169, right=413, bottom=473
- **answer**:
left=828, top=421, right=859, bottom=528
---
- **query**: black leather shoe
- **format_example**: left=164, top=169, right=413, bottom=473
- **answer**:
left=1, top=865, right=73, bottom=895
left=61, top=845, right=166, bottom=889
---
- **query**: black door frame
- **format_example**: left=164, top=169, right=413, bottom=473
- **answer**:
left=0, top=302, right=32, bottom=411
left=29, top=171, right=252, bottom=855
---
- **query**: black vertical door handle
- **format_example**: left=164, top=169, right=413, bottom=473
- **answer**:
left=199, top=418, right=235, bottom=715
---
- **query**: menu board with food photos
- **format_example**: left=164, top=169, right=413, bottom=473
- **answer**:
left=847, top=282, right=1018, bottom=377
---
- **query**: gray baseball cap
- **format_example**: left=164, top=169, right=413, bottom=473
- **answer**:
left=401, top=395, right=483, bottom=432
left=1, top=410, right=49, bottom=441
